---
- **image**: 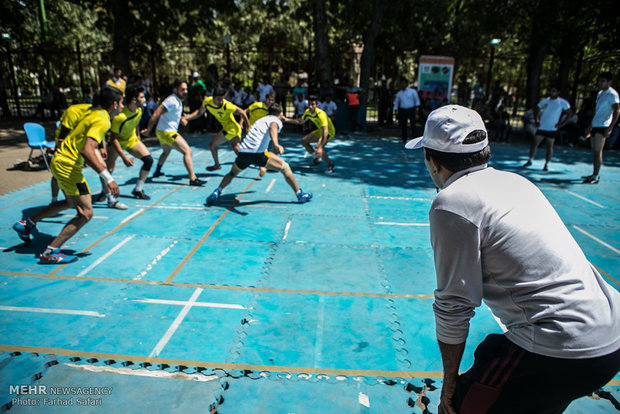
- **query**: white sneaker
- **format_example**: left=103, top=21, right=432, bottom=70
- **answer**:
left=108, top=200, right=128, bottom=210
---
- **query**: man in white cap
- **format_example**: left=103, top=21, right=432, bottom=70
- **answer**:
left=406, top=105, right=620, bottom=414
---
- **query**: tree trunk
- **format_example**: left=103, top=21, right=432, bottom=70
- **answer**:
left=557, top=30, right=576, bottom=104
left=111, top=0, right=131, bottom=76
left=525, top=0, right=558, bottom=108
left=359, top=0, right=384, bottom=105
left=312, top=0, right=332, bottom=85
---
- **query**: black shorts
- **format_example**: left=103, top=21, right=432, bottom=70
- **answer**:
left=453, top=334, right=620, bottom=414
left=235, top=151, right=269, bottom=170
left=591, top=127, right=607, bottom=136
left=535, top=129, right=557, bottom=139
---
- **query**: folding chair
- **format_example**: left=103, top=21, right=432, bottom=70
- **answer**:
left=23, top=122, right=56, bottom=171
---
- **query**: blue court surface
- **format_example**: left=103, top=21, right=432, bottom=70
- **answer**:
left=1, top=132, right=618, bottom=413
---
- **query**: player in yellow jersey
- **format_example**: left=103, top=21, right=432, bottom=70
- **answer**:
left=246, top=92, right=275, bottom=126
left=285, top=95, right=336, bottom=173
left=184, top=87, right=250, bottom=172
left=51, top=103, right=92, bottom=203
left=100, top=85, right=154, bottom=204
left=12, top=88, right=123, bottom=264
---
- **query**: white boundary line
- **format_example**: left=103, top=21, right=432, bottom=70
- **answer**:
left=65, top=363, right=218, bottom=381
left=314, top=295, right=325, bottom=368
left=149, top=288, right=202, bottom=358
left=56, top=215, right=109, bottom=220
left=572, top=225, right=620, bottom=255
left=133, top=298, right=244, bottom=310
left=374, top=222, right=429, bottom=227
left=265, top=179, right=276, bottom=193
left=0, top=305, right=105, bottom=318
left=282, top=219, right=292, bottom=241
left=135, top=205, right=204, bottom=210
left=562, top=189, right=606, bottom=209
left=367, top=195, right=432, bottom=201
left=77, top=235, right=135, bottom=278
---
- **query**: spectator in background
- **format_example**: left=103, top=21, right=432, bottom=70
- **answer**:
left=107, top=67, right=126, bottom=95
left=292, top=79, right=306, bottom=101
left=393, top=78, right=420, bottom=143
left=345, top=81, right=363, bottom=133
left=188, top=72, right=207, bottom=133
left=243, top=86, right=256, bottom=108
left=158, top=76, right=172, bottom=98
left=256, top=76, right=274, bottom=103
left=274, top=75, right=290, bottom=116
left=319, top=95, right=337, bottom=121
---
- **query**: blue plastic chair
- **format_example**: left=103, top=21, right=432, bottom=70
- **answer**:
left=23, top=122, right=55, bottom=171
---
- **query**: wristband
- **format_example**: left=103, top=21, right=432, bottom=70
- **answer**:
left=99, top=170, right=115, bottom=184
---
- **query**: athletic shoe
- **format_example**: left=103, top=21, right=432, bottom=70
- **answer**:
left=582, top=176, right=599, bottom=184
left=259, top=167, right=267, bottom=177
left=95, top=192, right=106, bottom=202
left=189, top=178, right=205, bottom=186
left=206, top=165, right=221, bottom=171
left=542, top=165, right=548, bottom=171
left=310, top=158, right=322, bottom=167
left=581, top=174, right=594, bottom=179
left=522, top=161, right=532, bottom=168
left=39, top=249, right=77, bottom=264
left=132, top=189, right=151, bottom=200
left=296, top=189, right=313, bottom=203
left=206, top=189, right=221, bottom=205
left=13, top=220, right=33, bottom=244
left=326, top=164, right=335, bottom=174
left=108, top=200, right=129, bottom=210
left=152, top=170, right=165, bottom=178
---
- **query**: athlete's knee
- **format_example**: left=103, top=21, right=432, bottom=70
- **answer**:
left=279, top=161, right=292, bottom=176
left=141, top=154, right=153, bottom=172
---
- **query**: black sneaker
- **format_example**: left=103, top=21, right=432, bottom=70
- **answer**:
left=582, top=176, right=599, bottom=184
left=522, top=160, right=532, bottom=168
left=310, top=158, right=322, bottom=167
left=189, top=178, right=205, bottom=186
left=132, top=189, right=151, bottom=200
left=153, top=170, right=165, bottom=178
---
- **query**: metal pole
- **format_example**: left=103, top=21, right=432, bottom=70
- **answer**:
left=38, top=0, right=54, bottom=92
left=76, top=41, right=85, bottom=98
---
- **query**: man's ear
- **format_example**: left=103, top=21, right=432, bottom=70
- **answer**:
left=428, top=154, right=442, bottom=174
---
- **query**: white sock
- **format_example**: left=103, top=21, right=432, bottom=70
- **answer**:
left=135, top=180, right=145, bottom=192
left=107, top=193, right=117, bottom=203
left=43, top=245, right=55, bottom=256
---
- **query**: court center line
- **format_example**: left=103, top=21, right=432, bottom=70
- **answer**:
left=76, top=235, right=135, bottom=278
left=314, top=295, right=325, bottom=368
left=148, top=288, right=203, bottom=359
left=0, top=270, right=437, bottom=299
left=2, top=344, right=619, bottom=386
left=572, top=225, right=620, bottom=255
left=0, top=305, right=105, bottom=318
left=48, top=185, right=183, bottom=277
left=133, top=298, right=244, bottom=310
left=163, top=173, right=261, bottom=284
left=265, top=178, right=276, bottom=193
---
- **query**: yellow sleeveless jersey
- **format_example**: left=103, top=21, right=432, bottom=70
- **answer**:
left=111, top=106, right=142, bottom=141
left=302, top=107, right=335, bottom=138
left=106, top=78, right=126, bottom=95
left=54, top=108, right=111, bottom=168
left=55, top=104, right=92, bottom=141
left=248, top=102, right=269, bottom=126
left=202, top=96, right=239, bottom=128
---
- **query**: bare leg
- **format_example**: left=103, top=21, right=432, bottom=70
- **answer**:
left=266, top=154, right=300, bottom=193
left=172, top=134, right=197, bottom=181
left=528, top=134, right=545, bottom=159
left=30, top=200, right=72, bottom=223
left=208, top=132, right=227, bottom=169
left=47, top=193, right=93, bottom=249
left=591, top=133, right=606, bottom=176
left=544, top=138, right=554, bottom=167
left=301, top=133, right=318, bottom=155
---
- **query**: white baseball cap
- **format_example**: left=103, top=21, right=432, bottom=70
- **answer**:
left=192, top=71, right=200, bottom=78
left=405, top=105, right=488, bottom=153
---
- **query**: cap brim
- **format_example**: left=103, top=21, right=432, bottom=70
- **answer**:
left=405, top=136, right=424, bottom=150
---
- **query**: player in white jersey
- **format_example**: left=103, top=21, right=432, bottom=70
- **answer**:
left=205, top=103, right=312, bottom=205
left=582, top=71, right=619, bottom=183
left=523, top=86, right=572, bottom=171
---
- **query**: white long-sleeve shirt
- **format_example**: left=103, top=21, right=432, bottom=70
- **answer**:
left=393, top=87, right=420, bottom=111
left=430, top=166, right=620, bottom=359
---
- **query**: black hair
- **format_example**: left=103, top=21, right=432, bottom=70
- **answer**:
left=92, top=87, right=123, bottom=109
left=268, top=103, right=282, bottom=116
left=113, top=67, right=122, bottom=73
left=307, top=95, right=318, bottom=103
left=599, top=71, right=613, bottom=82
left=125, top=85, right=144, bottom=102
left=424, top=130, right=490, bottom=172
left=172, top=79, right=186, bottom=90
left=213, top=87, right=226, bottom=97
